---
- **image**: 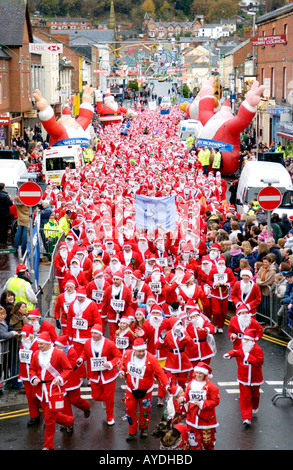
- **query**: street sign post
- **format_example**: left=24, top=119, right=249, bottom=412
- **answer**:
left=258, top=186, right=282, bottom=242
left=18, top=182, right=42, bottom=288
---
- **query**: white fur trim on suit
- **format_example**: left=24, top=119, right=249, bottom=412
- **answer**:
left=39, top=106, right=54, bottom=122
left=80, top=102, right=94, bottom=112
left=242, top=100, right=257, bottom=114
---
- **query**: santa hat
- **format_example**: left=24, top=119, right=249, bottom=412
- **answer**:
left=236, top=304, right=249, bottom=315
left=20, top=324, right=34, bottom=336
left=243, top=328, right=257, bottom=341
left=169, top=316, right=182, bottom=330
left=54, top=334, right=69, bottom=348
left=27, top=308, right=41, bottom=319
left=93, top=269, right=104, bottom=278
left=133, top=337, right=147, bottom=350
left=72, top=219, right=83, bottom=228
left=65, top=279, right=77, bottom=287
left=76, top=287, right=87, bottom=297
left=113, top=271, right=124, bottom=280
left=91, top=324, right=104, bottom=335
left=135, top=308, right=146, bottom=318
left=183, top=271, right=194, bottom=283
left=119, top=316, right=131, bottom=325
left=62, top=105, right=71, bottom=116
left=37, top=331, right=52, bottom=344
left=16, top=264, right=27, bottom=275
left=150, top=304, right=162, bottom=315
left=194, top=361, right=213, bottom=378
left=211, top=243, right=221, bottom=251
left=240, top=269, right=252, bottom=278
left=189, top=306, right=201, bottom=317
left=132, top=270, right=142, bottom=280
left=104, top=91, right=114, bottom=106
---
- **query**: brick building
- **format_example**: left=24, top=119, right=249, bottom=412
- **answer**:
left=255, top=2, right=293, bottom=147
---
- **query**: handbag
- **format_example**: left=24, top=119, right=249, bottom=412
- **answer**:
left=48, top=382, right=65, bottom=411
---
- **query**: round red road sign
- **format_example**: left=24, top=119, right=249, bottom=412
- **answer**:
left=257, top=186, right=282, bottom=211
left=18, top=182, right=42, bottom=207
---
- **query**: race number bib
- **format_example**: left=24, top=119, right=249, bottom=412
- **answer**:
left=149, top=282, right=161, bottom=294
left=116, top=336, right=129, bottom=349
left=90, top=356, right=107, bottom=371
left=111, top=299, right=125, bottom=312
left=214, top=273, right=227, bottom=284
left=189, top=389, right=207, bottom=402
left=72, top=317, right=88, bottom=330
left=64, top=302, right=70, bottom=313
left=19, top=349, right=33, bottom=364
left=157, top=258, right=168, bottom=267
left=135, top=291, right=145, bottom=303
left=92, top=290, right=103, bottom=303
left=128, top=362, right=146, bottom=379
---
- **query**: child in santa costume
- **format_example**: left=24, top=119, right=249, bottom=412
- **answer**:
left=95, top=89, right=137, bottom=127
left=177, top=362, right=220, bottom=450
left=33, top=85, right=94, bottom=148
left=223, top=328, right=264, bottom=426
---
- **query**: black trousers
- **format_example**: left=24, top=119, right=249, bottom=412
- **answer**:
left=0, top=216, right=10, bottom=244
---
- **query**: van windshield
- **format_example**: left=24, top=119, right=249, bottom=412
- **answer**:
left=46, top=156, right=75, bottom=171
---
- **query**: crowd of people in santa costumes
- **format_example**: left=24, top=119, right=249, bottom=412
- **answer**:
left=12, top=99, right=270, bottom=450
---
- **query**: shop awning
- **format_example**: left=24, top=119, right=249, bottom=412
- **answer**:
left=277, top=132, right=293, bottom=140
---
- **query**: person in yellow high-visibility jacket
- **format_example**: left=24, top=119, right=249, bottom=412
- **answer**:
left=199, top=146, right=211, bottom=175
left=212, top=148, right=222, bottom=171
left=4, top=264, right=37, bottom=312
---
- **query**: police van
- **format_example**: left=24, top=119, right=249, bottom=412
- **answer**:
left=178, top=119, right=203, bottom=145
left=236, top=160, right=293, bottom=217
left=42, top=145, right=85, bottom=186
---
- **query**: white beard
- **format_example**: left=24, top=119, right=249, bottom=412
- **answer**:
left=242, top=340, right=254, bottom=353
left=29, top=320, right=40, bottom=334
left=149, top=316, right=163, bottom=329
left=209, top=252, right=218, bottom=260
left=70, top=266, right=80, bottom=277
left=201, top=264, right=212, bottom=275
left=39, top=345, right=54, bottom=368
left=238, top=314, right=251, bottom=332
left=110, top=262, right=121, bottom=273
left=241, top=280, right=252, bottom=295
left=191, top=316, right=204, bottom=328
left=152, top=273, right=161, bottom=282
left=138, top=242, right=148, bottom=253
left=60, top=249, right=68, bottom=260
left=217, top=266, right=226, bottom=275
left=95, top=278, right=104, bottom=290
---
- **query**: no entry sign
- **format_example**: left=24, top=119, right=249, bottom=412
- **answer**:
left=257, top=186, right=282, bottom=211
left=18, top=182, right=42, bottom=207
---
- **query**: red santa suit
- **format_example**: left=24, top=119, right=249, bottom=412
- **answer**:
left=37, top=100, right=94, bottom=148
left=78, top=324, right=122, bottom=424
left=18, top=325, right=40, bottom=423
left=224, top=328, right=264, bottom=422
left=100, top=274, right=134, bottom=341
left=54, top=335, right=90, bottom=419
left=53, top=243, right=73, bottom=293
left=118, top=338, right=170, bottom=436
left=197, top=81, right=265, bottom=175
left=86, top=272, right=111, bottom=327
left=74, top=248, right=93, bottom=282
left=186, top=308, right=216, bottom=365
left=62, top=258, right=87, bottom=291
left=96, top=90, right=137, bottom=126
left=155, top=317, right=194, bottom=389
left=54, top=281, right=77, bottom=335
left=228, top=304, right=264, bottom=351
left=207, top=261, right=236, bottom=330
left=66, top=287, right=102, bottom=357
left=178, top=362, right=220, bottom=450
left=230, top=270, right=262, bottom=316
left=29, top=332, right=75, bottom=450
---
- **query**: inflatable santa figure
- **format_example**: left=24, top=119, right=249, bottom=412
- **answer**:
left=95, top=89, right=137, bottom=126
left=196, top=80, right=265, bottom=175
left=33, top=86, right=94, bottom=148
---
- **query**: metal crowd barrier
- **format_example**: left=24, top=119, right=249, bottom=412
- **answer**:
left=272, top=339, right=293, bottom=405
left=35, top=232, right=64, bottom=319
left=0, top=336, right=20, bottom=389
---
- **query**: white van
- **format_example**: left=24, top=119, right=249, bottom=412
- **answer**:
left=0, top=159, right=33, bottom=198
left=42, top=145, right=84, bottom=186
left=236, top=160, right=293, bottom=217
left=178, top=119, right=203, bottom=144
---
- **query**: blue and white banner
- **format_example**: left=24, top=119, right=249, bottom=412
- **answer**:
left=27, top=225, right=40, bottom=289
left=135, top=195, right=176, bottom=231
left=197, top=138, right=234, bottom=153
left=52, top=137, right=90, bottom=148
